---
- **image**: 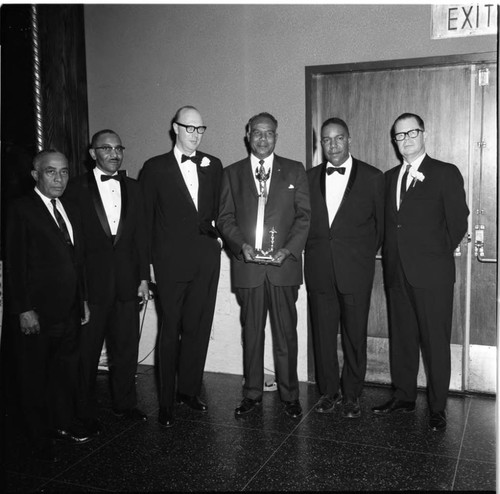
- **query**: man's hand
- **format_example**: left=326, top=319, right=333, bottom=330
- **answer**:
left=242, top=243, right=256, bottom=262
left=19, top=310, right=40, bottom=335
left=272, top=248, right=291, bottom=265
left=81, top=301, right=90, bottom=325
left=138, top=280, right=152, bottom=303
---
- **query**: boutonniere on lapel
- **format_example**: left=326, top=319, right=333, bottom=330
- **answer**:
left=409, top=168, right=425, bottom=188
left=200, top=157, right=211, bottom=167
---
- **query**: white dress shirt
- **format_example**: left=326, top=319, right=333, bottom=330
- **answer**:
left=250, top=153, right=273, bottom=196
left=396, top=152, right=426, bottom=210
left=94, top=167, right=122, bottom=235
left=35, top=187, right=74, bottom=243
left=325, top=154, right=352, bottom=225
left=175, top=145, right=199, bottom=210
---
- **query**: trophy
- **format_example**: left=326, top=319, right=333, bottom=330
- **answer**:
left=252, top=165, right=280, bottom=265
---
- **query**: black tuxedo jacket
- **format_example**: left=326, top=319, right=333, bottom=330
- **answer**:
left=217, top=155, right=310, bottom=289
left=140, top=150, right=223, bottom=281
left=65, top=170, right=149, bottom=305
left=304, top=158, right=384, bottom=294
left=5, top=190, right=85, bottom=321
left=383, top=155, right=469, bottom=288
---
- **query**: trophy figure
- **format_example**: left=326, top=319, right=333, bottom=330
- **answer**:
left=253, top=165, right=279, bottom=265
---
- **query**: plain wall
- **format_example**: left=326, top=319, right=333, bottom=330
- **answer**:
left=84, top=4, right=496, bottom=381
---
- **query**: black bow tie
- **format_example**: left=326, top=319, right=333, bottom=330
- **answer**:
left=326, top=166, right=346, bottom=175
left=101, top=173, right=122, bottom=182
left=181, top=154, right=201, bottom=165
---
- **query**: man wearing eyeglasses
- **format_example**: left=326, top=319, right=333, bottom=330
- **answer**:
left=66, top=129, right=151, bottom=434
left=140, top=106, right=223, bottom=428
left=372, top=113, right=469, bottom=432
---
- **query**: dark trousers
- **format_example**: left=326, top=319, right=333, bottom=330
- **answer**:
left=308, top=282, right=371, bottom=400
left=156, top=258, right=220, bottom=409
left=79, top=299, right=140, bottom=418
left=388, top=259, right=454, bottom=413
left=16, top=306, right=80, bottom=447
left=236, top=280, right=299, bottom=403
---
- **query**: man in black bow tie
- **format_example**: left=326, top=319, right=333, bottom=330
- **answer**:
left=304, top=117, right=384, bottom=419
left=66, top=129, right=151, bottom=432
left=140, top=106, right=223, bottom=428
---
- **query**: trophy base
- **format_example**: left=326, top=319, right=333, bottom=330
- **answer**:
left=250, top=253, right=281, bottom=265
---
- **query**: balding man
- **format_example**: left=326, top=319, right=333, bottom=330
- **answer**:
left=140, top=106, right=223, bottom=428
left=6, top=150, right=91, bottom=462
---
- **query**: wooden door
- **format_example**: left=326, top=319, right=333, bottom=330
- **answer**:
left=306, top=53, right=497, bottom=393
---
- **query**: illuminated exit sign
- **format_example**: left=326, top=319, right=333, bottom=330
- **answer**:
left=431, top=4, right=497, bottom=39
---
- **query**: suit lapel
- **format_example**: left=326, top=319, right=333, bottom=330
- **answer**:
left=390, top=165, right=403, bottom=213
left=114, top=171, right=128, bottom=245
left=31, top=191, right=73, bottom=249
left=330, top=159, right=358, bottom=229
left=87, top=171, right=113, bottom=240
left=169, top=152, right=198, bottom=212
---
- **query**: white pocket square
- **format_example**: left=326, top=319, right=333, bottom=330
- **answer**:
left=288, top=184, right=295, bottom=189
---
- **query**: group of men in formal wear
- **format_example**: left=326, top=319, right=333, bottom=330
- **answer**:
left=4, top=107, right=468, bottom=462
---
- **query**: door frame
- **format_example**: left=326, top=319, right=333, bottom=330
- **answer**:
left=305, top=51, right=498, bottom=387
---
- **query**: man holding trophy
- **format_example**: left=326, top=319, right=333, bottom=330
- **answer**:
left=217, top=112, right=310, bottom=419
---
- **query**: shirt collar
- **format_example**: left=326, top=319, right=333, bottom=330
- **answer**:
left=404, top=152, right=426, bottom=170
left=34, top=186, right=54, bottom=205
left=94, top=166, right=119, bottom=180
left=251, top=153, right=274, bottom=170
left=174, top=145, right=197, bottom=164
left=326, top=154, right=352, bottom=173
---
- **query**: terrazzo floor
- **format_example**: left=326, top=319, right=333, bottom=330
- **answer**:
left=1, top=365, right=496, bottom=492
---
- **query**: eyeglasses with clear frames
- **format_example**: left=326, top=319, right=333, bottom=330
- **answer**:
left=393, top=129, right=424, bottom=141
left=176, top=122, right=207, bottom=134
left=94, top=145, right=126, bottom=153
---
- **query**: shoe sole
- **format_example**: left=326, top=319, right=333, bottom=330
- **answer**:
left=234, top=402, right=262, bottom=417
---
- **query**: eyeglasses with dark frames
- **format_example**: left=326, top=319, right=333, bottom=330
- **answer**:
left=176, top=122, right=207, bottom=134
left=393, top=129, right=424, bottom=141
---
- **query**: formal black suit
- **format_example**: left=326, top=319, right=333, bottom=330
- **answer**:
left=65, top=170, right=149, bottom=418
left=140, top=149, right=222, bottom=410
left=383, top=154, right=468, bottom=413
left=5, top=190, right=85, bottom=448
left=305, top=158, right=384, bottom=400
left=217, top=155, right=310, bottom=402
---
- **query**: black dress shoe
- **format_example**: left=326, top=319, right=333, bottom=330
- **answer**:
left=54, top=428, right=92, bottom=444
left=235, top=397, right=262, bottom=416
left=372, top=398, right=415, bottom=415
left=429, top=410, right=446, bottom=431
left=177, top=393, right=208, bottom=412
left=159, top=408, right=174, bottom=428
left=342, top=397, right=361, bottom=419
left=284, top=399, right=302, bottom=418
left=114, top=407, right=148, bottom=421
left=315, top=393, right=342, bottom=413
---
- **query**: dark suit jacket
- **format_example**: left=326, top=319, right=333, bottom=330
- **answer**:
left=383, top=155, right=469, bottom=288
left=217, top=155, right=310, bottom=289
left=140, top=150, right=223, bottom=282
left=304, top=158, right=384, bottom=294
left=65, top=170, right=149, bottom=305
left=5, top=190, right=85, bottom=321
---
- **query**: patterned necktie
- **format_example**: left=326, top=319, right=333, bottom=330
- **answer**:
left=258, top=160, right=268, bottom=199
left=399, top=164, right=411, bottom=207
left=51, top=199, right=72, bottom=246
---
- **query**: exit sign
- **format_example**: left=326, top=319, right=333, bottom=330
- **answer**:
left=431, top=4, right=497, bottom=39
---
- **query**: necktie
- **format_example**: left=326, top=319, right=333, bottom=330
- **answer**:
left=399, top=164, right=411, bottom=207
left=101, top=174, right=121, bottom=182
left=51, top=199, right=72, bottom=246
left=181, top=154, right=201, bottom=165
left=257, top=160, right=268, bottom=199
left=326, top=166, right=346, bottom=175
